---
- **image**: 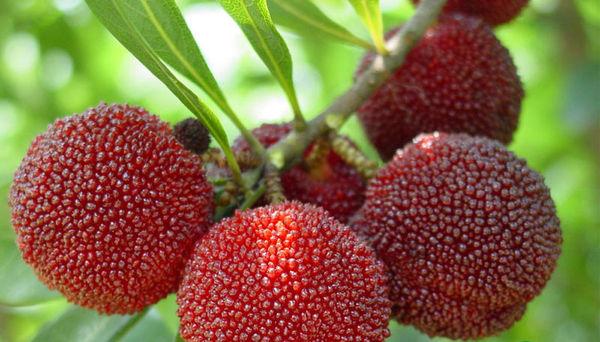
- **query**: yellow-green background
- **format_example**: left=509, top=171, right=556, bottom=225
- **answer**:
left=0, top=0, right=598, bottom=341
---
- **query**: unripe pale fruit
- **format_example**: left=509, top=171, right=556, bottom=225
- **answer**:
left=9, top=103, right=214, bottom=314
left=412, top=0, right=530, bottom=26
left=177, top=202, right=391, bottom=341
left=357, top=15, right=523, bottom=160
left=234, top=124, right=366, bottom=222
left=351, top=133, right=562, bottom=339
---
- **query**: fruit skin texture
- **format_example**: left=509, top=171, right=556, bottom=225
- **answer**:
left=351, top=133, right=562, bottom=339
left=412, top=0, right=529, bottom=26
left=177, top=201, right=391, bottom=341
left=233, top=124, right=366, bottom=222
left=357, top=14, right=523, bottom=160
left=173, top=118, right=211, bottom=155
left=9, top=103, right=214, bottom=314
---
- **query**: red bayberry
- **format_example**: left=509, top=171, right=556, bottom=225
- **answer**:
left=351, top=133, right=562, bottom=339
left=412, top=0, right=529, bottom=26
left=177, top=202, right=391, bottom=341
left=357, top=15, right=523, bottom=160
left=233, top=124, right=366, bottom=222
left=9, top=103, right=214, bottom=314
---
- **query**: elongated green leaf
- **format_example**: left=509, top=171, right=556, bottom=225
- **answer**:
left=0, top=240, right=60, bottom=307
left=155, top=294, right=178, bottom=333
left=33, top=306, right=169, bottom=342
left=119, top=310, right=172, bottom=342
left=348, top=0, right=387, bottom=54
left=117, top=0, right=237, bottom=118
left=85, top=0, right=242, bottom=181
left=218, top=0, right=304, bottom=121
left=268, top=0, right=372, bottom=49
left=33, top=307, right=136, bottom=342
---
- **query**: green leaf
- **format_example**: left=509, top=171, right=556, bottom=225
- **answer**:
left=348, top=0, right=387, bottom=54
left=0, top=240, right=60, bottom=307
left=119, top=310, right=172, bottom=342
left=115, top=0, right=239, bottom=121
left=218, top=0, right=304, bottom=123
left=268, top=0, right=372, bottom=49
left=85, top=0, right=243, bottom=184
left=155, top=294, right=178, bottom=333
left=33, top=306, right=169, bottom=342
left=33, top=307, right=135, bottom=342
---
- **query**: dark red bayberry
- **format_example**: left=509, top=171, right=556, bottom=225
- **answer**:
left=357, top=15, right=523, bottom=160
left=177, top=201, right=391, bottom=341
left=9, top=103, right=214, bottom=314
left=413, top=0, right=529, bottom=26
left=351, top=133, right=562, bottom=339
left=173, top=118, right=211, bottom=155
left=234, top=124, right=366, bottom=222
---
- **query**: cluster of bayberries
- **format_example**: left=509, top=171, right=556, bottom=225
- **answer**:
left=10, top=1, right=561, bottom=341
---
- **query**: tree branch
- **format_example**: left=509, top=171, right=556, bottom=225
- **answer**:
left=267, top=0, right=447, bottom=169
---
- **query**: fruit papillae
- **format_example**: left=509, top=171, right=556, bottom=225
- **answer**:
left=173, top=118, right=211, bottom=155
left=352, top=133, right=562, bottom=339
left=234, top=124, right=365, bottom=222
left=412, top=0, right=529, bottom=26
left=357, top=15, right=523, bottom=160
left=177, top=202, right=391, bottom=341
left=9, top=103, right=214, bottom=314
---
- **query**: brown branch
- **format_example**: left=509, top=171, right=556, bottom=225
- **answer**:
left=267, top=0, right=447, bottom=169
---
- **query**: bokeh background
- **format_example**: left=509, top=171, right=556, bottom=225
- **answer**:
left=0, top=0, right=598, bottom=341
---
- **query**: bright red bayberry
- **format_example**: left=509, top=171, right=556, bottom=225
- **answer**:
left=9, top=103, right=214, bottom=314
left=352, top=133, right=562, bottom=339
left=233, top=124, right=366, bottom=222
left=412, top=0, right=529, bottom=26
left=177, top=202, right=391, bottom=342
left=357, top=15, right=523, bottom=160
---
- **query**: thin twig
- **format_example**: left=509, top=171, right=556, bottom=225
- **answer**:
left=267, top=0, right=447, bottom=169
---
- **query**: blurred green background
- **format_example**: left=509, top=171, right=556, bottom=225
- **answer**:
left=0, top=0, right=598, bottom=341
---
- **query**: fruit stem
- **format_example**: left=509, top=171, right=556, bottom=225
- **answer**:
left=235, top=150, right=262, bottom=170
left=265, top=163, right=286, bottom=204
left=240, top=183, right=267, bottom=210
left=330, top=133, right=378, bottom=179
left=223, top=148, right=248, bottom=194
left=267, top=0, right=447, bottom=171
left=303, top=138, right=330, bottom=171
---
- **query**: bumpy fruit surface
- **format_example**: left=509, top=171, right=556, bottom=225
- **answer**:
left=357, top=15, right=523, bottom=160
left=177, top=202, right=391, bottom=341
left=173, top=118, right=211, bottom=155
left=234, top=124, right=365, bottom=222
left=352, top=133, right=562, bottom=339
left=9, top=103, right=214, bottom=314
left=412, top=0, right=529, bottom=26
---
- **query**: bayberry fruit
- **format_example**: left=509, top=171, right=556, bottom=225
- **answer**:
left=352, top=133, right=562, bottom=339
left=412, top=0, right=529, bottom=26
left=357, top=15, right=523, bottom=160
left=173, top=118, right=211, bottom=155
left=9, top=103, right=214, bottom=314
left=177, top=202, right=391, bottom=341
left=234, top=124, right=366, bottom=222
